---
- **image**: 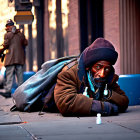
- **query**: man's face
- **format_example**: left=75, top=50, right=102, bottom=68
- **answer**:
left=90, top=60, right=112, bottom=83
left=5, top=26, right=12, bottom=32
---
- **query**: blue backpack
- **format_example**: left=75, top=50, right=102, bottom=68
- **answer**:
left=11, top=56, right=78, bottom=112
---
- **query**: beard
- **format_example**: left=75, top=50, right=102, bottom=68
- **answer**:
left=87, top=70, right=107, bottom=89
left=92, top=77, right=107, bottom=100
left=87, top=71, right=108, bottom=100
left=93, top=77, right=106, bottom=88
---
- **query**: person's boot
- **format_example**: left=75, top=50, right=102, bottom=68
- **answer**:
left=0, top=89, right=11, bottom=98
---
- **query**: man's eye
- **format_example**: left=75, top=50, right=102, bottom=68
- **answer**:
left=96, top=65, right=101, bottom=70
left=105, top=67, right=110, bottom=72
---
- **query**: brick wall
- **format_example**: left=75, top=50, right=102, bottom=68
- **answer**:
left=44, top=0, right=80, bottom=61
left=44, top=0, right=51, bottom=61
left=68, top=0, right=80, bottom=56
left=104, top=0, right=121, bottom=74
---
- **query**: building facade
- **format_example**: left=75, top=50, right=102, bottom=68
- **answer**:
left=44, top=0, right=140, bottom=75
left=0, top=0, right=140, bottom=75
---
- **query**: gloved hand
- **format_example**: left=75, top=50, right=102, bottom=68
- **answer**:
left=91, top=100, right=118, bottom=116
left=102, top=101, right=118, bottom=116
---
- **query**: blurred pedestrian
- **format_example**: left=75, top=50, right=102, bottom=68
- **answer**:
left=0, top=19, right=28, bottom=98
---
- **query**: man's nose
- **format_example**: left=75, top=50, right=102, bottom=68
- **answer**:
left=99, top=68, right=105, bottom=78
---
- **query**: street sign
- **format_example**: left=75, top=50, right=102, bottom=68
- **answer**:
left=15, top=0, right=32, bottom=11
left=14, top=11, right=34, bottom=24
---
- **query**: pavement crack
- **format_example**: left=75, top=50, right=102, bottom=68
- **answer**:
left=116, top=123, right=140, bottom=133
left=18, top=126, right=39, bottom=140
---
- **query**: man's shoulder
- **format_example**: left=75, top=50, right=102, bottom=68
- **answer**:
left=114, top=74, right=119, bottom=80
left=62, top=61, right=78, bottom=72
left=4, top=31, right=14, bottom=39
left=4, top=31, right=13, bottom=36
left=16, top=30, right=25, bottom=38
left=111, top=74, right=119, bottom=84
left=59, top=62, right=78, bottom=77
left=67, top=60, right=78, bottom=69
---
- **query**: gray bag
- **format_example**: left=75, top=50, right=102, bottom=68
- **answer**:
left=12, top=56, right=77, bottom=112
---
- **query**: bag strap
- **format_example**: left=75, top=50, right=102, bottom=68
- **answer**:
left=10, top=105, right=18, bottom=112
left=66, top=58, right=78, bottom=70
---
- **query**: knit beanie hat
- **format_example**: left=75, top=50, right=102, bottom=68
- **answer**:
left=78, top=37, right=118, bottom=81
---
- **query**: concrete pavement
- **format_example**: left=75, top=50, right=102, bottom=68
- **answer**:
left=0, top=96, right=140, bottom=140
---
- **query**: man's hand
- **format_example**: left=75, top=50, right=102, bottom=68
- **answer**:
left=102, top=101, right=118, bottom=115
left=91, top=100, right=118, bottom=116
left=0, top=46, right=6, bottom=62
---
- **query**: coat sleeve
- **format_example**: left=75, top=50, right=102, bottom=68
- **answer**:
left=3, top=33, right=11, bottom=48
left=107, top=75, right=129, bottom=112
left=23, top=35, right=28, bottom=46
left=54, top=66, right=93, bottom=116
left=19, top=32, right=28, bottom=47
left=0, top=33, right=13, bottom=54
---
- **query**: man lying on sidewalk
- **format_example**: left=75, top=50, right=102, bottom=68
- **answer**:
left=54, top=38, right=129, bottom=116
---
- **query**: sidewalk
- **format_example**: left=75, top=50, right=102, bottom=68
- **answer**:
left=0, top=96, right=140, bottom=140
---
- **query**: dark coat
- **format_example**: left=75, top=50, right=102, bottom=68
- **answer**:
left=54, top=63, right=129, bottom=116
left=3, top=29, right=28, bottom=66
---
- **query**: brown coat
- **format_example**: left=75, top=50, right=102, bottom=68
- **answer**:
left=3, top=29, right=28, bottom=66
left=54, top=63, right=129, bottom=116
